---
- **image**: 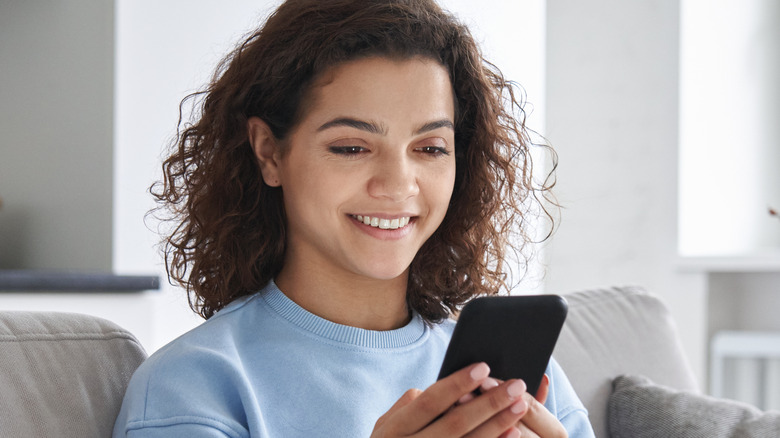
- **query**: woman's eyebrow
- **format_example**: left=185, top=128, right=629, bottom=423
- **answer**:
left=415, top=119, right=454, bottom=134
left=317, top=117, right=386, bottom=134
left=316, top=117, right=454, bottom=135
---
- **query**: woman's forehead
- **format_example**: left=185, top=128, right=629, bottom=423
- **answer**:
left=298, top=56, right=455, bottom=126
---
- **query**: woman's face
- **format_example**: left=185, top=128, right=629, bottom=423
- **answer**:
left=256, top=56, right=456, bottom=284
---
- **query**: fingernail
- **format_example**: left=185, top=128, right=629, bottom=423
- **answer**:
left=506, top=426, right=522, bottom=438
left=507, top=380, right=526, bottom=399
left=470, top=363, right=490, bottom=381
left=458, top=392, right=475, bottom=404
left=510, top=399, right=527, bottom=415
left=480, top=377, right=499, bottom=391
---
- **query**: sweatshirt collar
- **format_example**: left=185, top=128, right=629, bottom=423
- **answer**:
left=261, top=280, right=427, bottom=349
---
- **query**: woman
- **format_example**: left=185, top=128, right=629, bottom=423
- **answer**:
left=113, top=1, right=595, bottom=436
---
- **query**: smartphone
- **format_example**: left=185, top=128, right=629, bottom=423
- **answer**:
left=437, top=294, right=568, bottom=396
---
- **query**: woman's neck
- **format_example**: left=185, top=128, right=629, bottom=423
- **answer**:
left=274, top=267, right=412, bottom=331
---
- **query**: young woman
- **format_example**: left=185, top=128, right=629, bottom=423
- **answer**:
left=113, top=1, right=595, bottom=437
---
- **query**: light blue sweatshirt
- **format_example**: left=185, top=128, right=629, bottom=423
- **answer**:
left=113, top=281, right=595, bottom=437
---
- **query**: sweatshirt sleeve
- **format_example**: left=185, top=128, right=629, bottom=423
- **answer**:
left=544, top=358, right=596, bottom=438
left=113, top=342, right=253, bottom=438
left=123, top=420, right=242, bottom=438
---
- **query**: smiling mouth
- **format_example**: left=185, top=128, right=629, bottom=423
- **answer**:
left=351, top=215, right=412, bottom=230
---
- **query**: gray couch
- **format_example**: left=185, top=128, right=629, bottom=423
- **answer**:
left=552, top=286, right=699, bottom=436
left=0, top=310, right=146, bottom=437
left=1, top=286, right=777, bottom=437
left=553, top=286, right=780, bottom=437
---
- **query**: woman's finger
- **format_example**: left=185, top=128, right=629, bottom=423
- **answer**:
left=480, top=377, right=500, bottom=393
left=460, top=393, right=527, bottom=438
left=392, top=362, right=491, bottom=434
left=516, top=420, right=542, bottom=438
left=518, top=392, right=568, bottom=438
left=431, top=379, right=527, bottom=437
left=535, top=374, right=550, bottom=404
left=374, top=388, right=421, bottom=429
left=499, top=427, right=523, bottom=438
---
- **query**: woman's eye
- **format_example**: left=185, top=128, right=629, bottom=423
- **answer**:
left=329, top=146, right=367, bottom=155
left=416, top=146, right=450, bottom=156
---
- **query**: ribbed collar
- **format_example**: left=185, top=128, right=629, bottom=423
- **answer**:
left=260, top=280, right=427, bottom=349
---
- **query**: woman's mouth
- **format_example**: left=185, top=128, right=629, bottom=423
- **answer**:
left=351, top=215, right=412, bottom=230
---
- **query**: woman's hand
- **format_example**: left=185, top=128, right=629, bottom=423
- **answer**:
left=460, top=373, right=568, bottom=437
left=370, top=363, right=531, bottom=438
left=511, top=375, right=568, bottom=438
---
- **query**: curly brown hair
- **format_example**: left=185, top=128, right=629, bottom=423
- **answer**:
left=153, top=0, right=557, bottom=321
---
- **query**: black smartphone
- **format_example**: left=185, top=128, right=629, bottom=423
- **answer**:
left=438, top=294, right=568, bottom=396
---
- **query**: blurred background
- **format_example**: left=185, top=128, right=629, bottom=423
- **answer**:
left=1, top=0, right=778, bottom=409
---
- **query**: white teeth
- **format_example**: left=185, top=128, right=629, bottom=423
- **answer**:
left=354, top=215, right=411, bottom=230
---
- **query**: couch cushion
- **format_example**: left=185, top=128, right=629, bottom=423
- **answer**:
left=552, top=286, right=698, bottom=438
left=609, top=374, right=780, bottom=437
left=0, top=311, right=147, bottom=437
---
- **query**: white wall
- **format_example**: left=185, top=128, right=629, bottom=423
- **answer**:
left=114, top=1, right=283, bottom=351
left=679, top=0, right=780, bottom=255
left=545, top=0, right=681, bottom=295
left=544, top=0, right=709, bottom=383
left=441, top=0, right=549, bottom=293
left=678, top=0, right=780, bottom=399
left=544, top=0, right=780, bottom=391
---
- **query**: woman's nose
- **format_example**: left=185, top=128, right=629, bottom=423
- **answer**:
left=367, top=155, right=420, bottom=201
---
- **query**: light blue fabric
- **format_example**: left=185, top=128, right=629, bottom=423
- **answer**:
left=114, top=282, right=594, bottom=437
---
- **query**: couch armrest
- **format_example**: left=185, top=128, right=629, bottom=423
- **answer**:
left=0, top=311, right=147, bottom=437
left=552, top=286, right=698, bottom=438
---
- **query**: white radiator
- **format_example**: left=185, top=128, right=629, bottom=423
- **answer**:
left=711, top=331, right=780, bottom=410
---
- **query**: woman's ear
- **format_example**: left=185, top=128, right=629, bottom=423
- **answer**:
left=247, top=117, right=282, bottom=187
